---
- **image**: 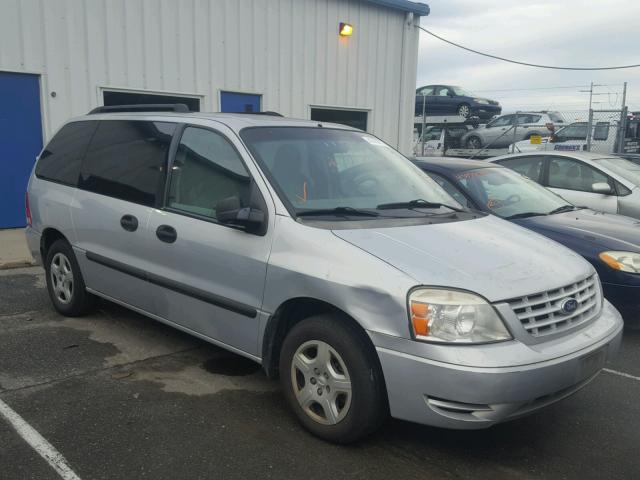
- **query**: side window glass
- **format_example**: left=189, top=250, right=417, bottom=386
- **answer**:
left=36, top=121, right=98, bottom=186
left=80, top=121, right=175, bottom=206
left=490, top=116, right=513, bottom=127
left=548, top=157, right=609, bottom=192
left=419, top=87, right=434, bottom=96
left=438, top=87, right=451, bottom=97
left=497, top=157, right=543, bottom=182
left=615, top=179, right=631, bottom=196
left=168, top=127, right=251, bottom=219
left=428, top=172, right=471, bottom=208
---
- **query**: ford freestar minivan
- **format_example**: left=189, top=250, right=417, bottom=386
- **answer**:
left=26, top=106, right=623, bottom=443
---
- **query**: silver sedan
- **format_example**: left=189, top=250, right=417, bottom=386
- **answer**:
left=489, top=151, right=640, bottom=219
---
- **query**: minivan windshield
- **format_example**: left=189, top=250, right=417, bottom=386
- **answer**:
left=241, top=127, right=460, bottom=216
left=455, top=167, right=572, bottom=219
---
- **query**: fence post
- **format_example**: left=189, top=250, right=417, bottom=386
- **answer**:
left=512, top=112, right=519, bottom=151
left=421, top=93, right=426, bottom=156
left=586, top=109, right=594, bottom=151
left=617, top=106, right=628, bottom=154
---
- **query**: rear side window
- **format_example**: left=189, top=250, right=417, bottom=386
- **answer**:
left=36, top=121, right=98, bottom=186
left=79, top=120, right=176, bottom=206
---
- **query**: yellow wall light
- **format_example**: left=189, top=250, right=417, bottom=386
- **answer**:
left=339, top=22, right=353, bottom=37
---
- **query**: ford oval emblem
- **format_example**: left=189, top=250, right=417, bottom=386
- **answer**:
left=559, top=298, right=579, bottom=315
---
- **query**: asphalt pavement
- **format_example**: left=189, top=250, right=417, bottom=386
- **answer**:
left=1, top=266, right=639, bottom=480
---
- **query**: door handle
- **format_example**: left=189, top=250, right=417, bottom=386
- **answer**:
left=156, top=225, right=177, bottom=244
left=120, top=214, right=139, bottom=232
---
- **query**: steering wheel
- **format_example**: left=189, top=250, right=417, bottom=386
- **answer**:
left=340, top=164, right=383, bottom=196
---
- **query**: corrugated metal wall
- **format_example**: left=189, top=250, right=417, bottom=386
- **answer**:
left=0, top=0, right=420, bottom=152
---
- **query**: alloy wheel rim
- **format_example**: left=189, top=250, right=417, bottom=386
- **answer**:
left=459, top=105, right=470, bottom=117
left=469, top=137, right=481, bottom=148
left=290, top=340, right=352, bottom=425
left=50, top=252, right=74, bottom=304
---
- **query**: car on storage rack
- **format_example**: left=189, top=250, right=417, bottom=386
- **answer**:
left=415, top=85, right=501, bottom=119
left=460, top=112, right=561, bottom=149
left=489, top=151, right=640, bottom=219
left=414, top=156, right=640, bottom=328
left=27, top=105, right=622, bottom=443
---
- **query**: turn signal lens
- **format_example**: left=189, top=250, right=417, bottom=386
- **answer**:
left=411, top=302, right=430, bottom=336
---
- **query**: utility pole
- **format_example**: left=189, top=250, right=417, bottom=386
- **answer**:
left=584, top=82, right=594, bottom=151
left=617, top=82, right=628, bottom=153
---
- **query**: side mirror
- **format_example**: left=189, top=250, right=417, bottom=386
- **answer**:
left=217, top=195, right=266, bottom=233
left=592, top=182, right=612, bottom=194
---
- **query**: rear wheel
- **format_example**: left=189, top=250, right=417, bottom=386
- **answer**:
left=45, top=239, right=96, bottom=316
left=279, top=314, right=387, bottom=443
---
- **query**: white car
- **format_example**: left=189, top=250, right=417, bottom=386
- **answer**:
left=489, top=151, right=640, bottom=219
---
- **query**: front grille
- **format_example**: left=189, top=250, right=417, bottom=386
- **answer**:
left=507, top=275, right=601, bottom=338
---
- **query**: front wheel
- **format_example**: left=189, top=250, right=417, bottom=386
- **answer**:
left=457, top=103, right=471, bottom=117
left=279, top=314, right=387, bottom=443
left=466, top=136, right=483, bottom=149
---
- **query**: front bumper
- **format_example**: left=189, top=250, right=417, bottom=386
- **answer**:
left=371, top=301, right=623, bottom=429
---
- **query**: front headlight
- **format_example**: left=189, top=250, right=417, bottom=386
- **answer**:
left=599, top=251, right=640, bottom=274
left=408, top=288, right=512, bottom=344
left=473, top=98, right=489, bottom=105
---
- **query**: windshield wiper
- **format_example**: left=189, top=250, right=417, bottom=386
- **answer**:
left=296, top=207, right=379, bottom=217
left=376, top=199, right=464, bottom=212
left=548, top=205, right=582, bottom=215
left=505, top=212, right=546, bottom=220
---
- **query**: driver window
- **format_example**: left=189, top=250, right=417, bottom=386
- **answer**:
left=497, top=157, right=543, bottom=182
left=168, top=127, right=251, bottom=219
left=547, top=157, right=609, bottom=192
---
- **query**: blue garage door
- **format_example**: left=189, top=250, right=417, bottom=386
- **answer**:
left=0, top=72, right=43, bottom=228
left=220, top=91, right=261, bottom=113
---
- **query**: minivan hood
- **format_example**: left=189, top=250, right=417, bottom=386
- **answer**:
left=332, top=215, right=593, bottom=302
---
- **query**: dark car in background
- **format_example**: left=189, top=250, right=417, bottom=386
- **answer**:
left=415, top=85, right=501, bottom=119
left=413, top=156, right=640, bottom=328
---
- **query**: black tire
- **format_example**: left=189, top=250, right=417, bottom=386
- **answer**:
left=44, top=239, right=96, bottom=316
left=457, top=103, right=471, bottom=118
left=466, top=135, right=482, bottom=149
left=279, top=314, right=387, bottom=443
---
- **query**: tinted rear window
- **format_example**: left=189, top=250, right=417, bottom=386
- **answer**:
left=79, top=120, right=175, bottom=206
left=36, top=121, right=98, bottom=186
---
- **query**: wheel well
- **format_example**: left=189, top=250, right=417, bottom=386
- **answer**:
left=40, top=228, right=67, bottom=260
left=261, top=298, right=377, bottom=380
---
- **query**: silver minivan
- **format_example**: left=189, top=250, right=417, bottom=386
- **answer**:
left=26, top=107, right=623, bottom=443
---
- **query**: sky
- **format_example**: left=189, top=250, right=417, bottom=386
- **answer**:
left=416, top=0, right=640, bottom=116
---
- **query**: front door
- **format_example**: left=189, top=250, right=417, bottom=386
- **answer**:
left=545, top=156, right=618, bottom=212
left=145, top=123, right=273, bottom=357
left=0, top=72, right=43, bottom=228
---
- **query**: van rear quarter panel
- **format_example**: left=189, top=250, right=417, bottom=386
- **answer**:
left=28, top=176, right=78, bottom=246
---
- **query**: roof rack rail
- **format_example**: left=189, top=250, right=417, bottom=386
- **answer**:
left=226, top=111, right=283, bottom=117
left=88, top=104, right=190, bottom=114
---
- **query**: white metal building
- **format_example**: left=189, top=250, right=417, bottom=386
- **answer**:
left=0, top=0, right=429, bottom=228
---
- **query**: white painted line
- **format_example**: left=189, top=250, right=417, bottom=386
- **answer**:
left=603, top=368, right=640, bottom=382
left=0, top=399, right=82, bottom=480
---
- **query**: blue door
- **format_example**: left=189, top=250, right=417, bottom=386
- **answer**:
left=220, top=91, right=261, bottom=113
left=0, top=72, right=43, bottom=228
